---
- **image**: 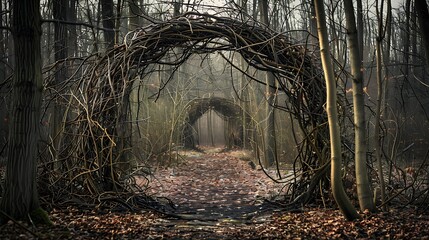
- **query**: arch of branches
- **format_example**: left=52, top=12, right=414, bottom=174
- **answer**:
left=183, top=97, right=250, bottom=149
left=42, top=12, right=330, bottom=207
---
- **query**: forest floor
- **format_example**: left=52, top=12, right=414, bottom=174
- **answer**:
left=1, top=147, right=429, bottom=239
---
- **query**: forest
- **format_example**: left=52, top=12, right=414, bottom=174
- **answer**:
left=1, top=0, right=429, bottom=238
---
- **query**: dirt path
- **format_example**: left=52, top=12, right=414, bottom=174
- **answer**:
left=144, top=147, right=284, bottom=238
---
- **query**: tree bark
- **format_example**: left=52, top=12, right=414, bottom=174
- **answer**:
left=415, top=0, right=429, bottom=68
left=67, top=0, right=77, bottom=57
left=240, top=0, right=249, bottom=149
left=403, top=0, right=411, bottom=79
left=356, top=0, right=364, bottom=62
left=374, top=0, right=390, bottom=212
left=128, top=0, right=142, bottom=30
left=343, top=0, right=375, bottom=212
left=174, top=0, right=181, bottom=17
left=0, top=0, right=47, bottom=222
left=0, top=1, right=5, bottom=81
left=314, top=0, right=360, bottom=221
left=259, top=0, right=276, bottom=167
left=52, top=0, right=68, bottom=163
left=101, top=0, right=115, bottom=48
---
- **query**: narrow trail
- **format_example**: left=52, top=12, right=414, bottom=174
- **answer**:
left=145, top=147, right=284, bottom=238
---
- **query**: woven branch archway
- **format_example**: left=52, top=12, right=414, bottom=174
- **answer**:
left=44, top=12, right=329, bottom=204
left=183, top=97, right=250, bottom=149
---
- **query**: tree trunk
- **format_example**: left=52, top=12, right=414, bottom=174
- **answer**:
left=67, top=0, right=77, bottom=57
left=114, top=0, right=122, bottom=45
left=259, top=0, right=276, bottom=167
left=356, top=0, right=364, bottom=62
left=403, top=0, right=411, bottom=79
left=374, top=0, right=390, bottom=212
left=52, top=0, right=68, bottom=163
left=383, top=0, right=392, bottom=116
left=128, top=0, right=142, bottom=30
left=0, top=0, right=49, bottom=223
left=174, top=0, right=181, bottom=17
left=101, top=0, right=115, bottom=48
left=0, top=1, right=5, bottom=81
left=240, top=0, right=249, bottom=149
left=416, top=0, right=429, bottom=68
left=309, top=2, right=318, bottom=48
left=343, top=0, right=374, bottom=212
left=314, top=0, right=360, bottom=221
left=128, top=0, right=143, bottom=168
left=252, top=0, right=258, bottom=20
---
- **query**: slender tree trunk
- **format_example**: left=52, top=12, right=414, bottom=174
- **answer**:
left=86, top=0, right=99, bottom=53
left=0, top=0, right=49, bottom=223
left=209, top=110, right=214, bottom=146
left=309, top=2, right=318, bottom=47
left=128, top=0, right=143, bottom=167
left=5, top=0, right=14, bottom=76
left=52, top=0, right=68, bottom=164
left=174, top=0, right=181, bottom=17
left=0, top=1, right=5, bottom=82
left=314, top=0, right=360, bottom=220
left=240, top=57, right=248, bottom=149
left=416, top=0, right=429, bottom=68
left=404, top=0, right=411, bottom=79
left=383, top=1, right=392, bottom=116
left=356, top=0, right=364, bottom=62
left=374, top=0, right=390, bottom=212
left=328, top=1, right=340, bottom=63
left=252, top=0, right=258, bottom=20
left=259, top=0, right=276, bottom=167
left=114, top=0, right=122, bottom=44
left=343, top=0, right=374, bottom=212
left=240, top=0, right=248, bottom=149
left=0, top=1, right=7, bottom=160
left=67, top=0, right=77, bottom=57
left=101, top=0, right=115, bottom=48
left=129, top=0, right=142, bottom=30
left=411, top=1, right=418, bottom=72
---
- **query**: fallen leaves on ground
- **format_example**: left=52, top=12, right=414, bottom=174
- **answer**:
left=1, top=147, right=429, bottom=239
left=2, top=206, right=429, bottom=239
left=144, top=147, right=284, bottom=218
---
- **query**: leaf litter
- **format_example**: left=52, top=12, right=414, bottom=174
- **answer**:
left=1, top=147, right=429, bottom=239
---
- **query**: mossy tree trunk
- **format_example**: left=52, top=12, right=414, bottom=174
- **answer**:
left=0, top=0, right=48, bottom=222
left=314, top=0, right=360, bottom=221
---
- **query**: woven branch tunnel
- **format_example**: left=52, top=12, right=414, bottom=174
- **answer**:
left=42, top=12, right=330, bottom=205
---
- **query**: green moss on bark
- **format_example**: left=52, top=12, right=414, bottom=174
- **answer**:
left=30, top=207, right=53, bottom=226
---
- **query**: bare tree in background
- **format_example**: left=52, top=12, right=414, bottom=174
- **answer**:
left=101, top=0, right=115, bottom=48
left=374, top=0, right=391, bottom=212
left=259, top=0, right=277, bottom=167
left=52, top=0, right=68, bottom=163
left=416, top=0, right=429, bottom=68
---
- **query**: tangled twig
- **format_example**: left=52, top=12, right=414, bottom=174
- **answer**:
left=40, top=12, right=329, bottom=208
